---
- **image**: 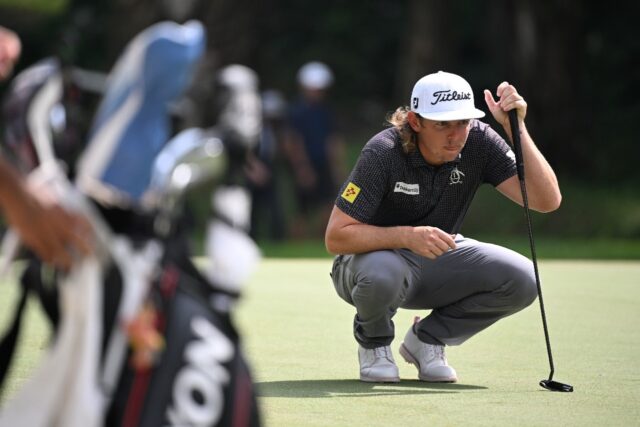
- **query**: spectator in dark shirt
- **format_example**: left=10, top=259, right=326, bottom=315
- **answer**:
left=284, top=61, right=345, bottom=239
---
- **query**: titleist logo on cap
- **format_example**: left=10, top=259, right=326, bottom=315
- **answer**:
left=431, top=90, right=472, bottom=105
left=410, top=71, right=485, bottom=120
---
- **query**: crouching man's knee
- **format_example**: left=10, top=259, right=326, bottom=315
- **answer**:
left=351, top=251, right=409, bottom=306
left=509, top=265, right=538, bottom=310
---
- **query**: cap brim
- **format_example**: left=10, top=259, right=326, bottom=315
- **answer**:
left=417, top=108, right=485, bottom=121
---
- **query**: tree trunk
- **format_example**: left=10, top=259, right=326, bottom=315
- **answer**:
left=394, top=0, right=458, bottom=106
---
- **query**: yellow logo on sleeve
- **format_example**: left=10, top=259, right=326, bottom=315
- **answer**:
left=341, top=182, right=361, bottom=203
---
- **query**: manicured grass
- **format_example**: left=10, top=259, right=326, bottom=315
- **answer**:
left=2, top=259, right=639, bottom=426
left=0, top=263, right=51, bottom=402
left=234, top=259, right=640, bottom=426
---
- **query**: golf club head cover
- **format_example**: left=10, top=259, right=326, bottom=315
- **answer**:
left=76, top=20, right=205, bottom=205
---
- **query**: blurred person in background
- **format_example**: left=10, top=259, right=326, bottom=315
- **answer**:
left=284, top=61, right=346, bottom=239
left=246, top=89, right=287, bottom=241
left=0, top=25, right=93, bottom=271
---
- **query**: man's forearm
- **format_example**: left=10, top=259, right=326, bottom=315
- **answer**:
left=0, top=158, right=30, bottom=216
left=519, top=124, right=562, bottom=212
left=326, top=222, right=412, bottom=255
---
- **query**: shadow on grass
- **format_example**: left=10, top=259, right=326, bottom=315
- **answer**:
left=255, top=379, right=487, bottom=398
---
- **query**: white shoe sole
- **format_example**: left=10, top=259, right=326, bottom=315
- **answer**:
left=359, top=374, right=400, bottom=383
left=399, top=343, right=457, bottom=383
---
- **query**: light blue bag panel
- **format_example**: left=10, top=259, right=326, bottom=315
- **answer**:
left=79, top=20, right=205, bottom=202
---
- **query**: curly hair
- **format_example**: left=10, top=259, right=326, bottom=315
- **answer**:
left=386, top=106, right=418, bottom=154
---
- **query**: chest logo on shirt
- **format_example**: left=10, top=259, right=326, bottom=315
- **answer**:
left=449, top=166, right=465, bottom=185
left=341, top=182, right=361, bottom=203
left=394, top=182, right=419, bottom=195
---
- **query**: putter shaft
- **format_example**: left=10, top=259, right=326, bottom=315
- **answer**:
left=508, top=110, right=573, bottom=393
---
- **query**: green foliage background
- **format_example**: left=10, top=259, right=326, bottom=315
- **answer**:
left=1, top=1, right=639, bottom=247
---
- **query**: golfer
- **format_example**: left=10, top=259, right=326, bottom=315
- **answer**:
left=325, top=71, right=561, bottom=383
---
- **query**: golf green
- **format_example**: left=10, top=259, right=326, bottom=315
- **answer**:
left=1, top=259, right=638, bottom=426
left=235, top=259, right=640, bottom=426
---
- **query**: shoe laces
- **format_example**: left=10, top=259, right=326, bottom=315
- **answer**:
left=373, top=346, right=393, bottom=362
left=432, top=345, right=447, bottom=364
left=421, top=342, right=446, bottom=363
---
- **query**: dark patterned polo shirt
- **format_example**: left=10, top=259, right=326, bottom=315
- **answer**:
left=335, top=120, right=517, bottom=234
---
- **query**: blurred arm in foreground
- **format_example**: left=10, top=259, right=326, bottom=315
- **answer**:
left=0, top=157, right=93, bottom=270
left=0, top=26, right=93, bottom=270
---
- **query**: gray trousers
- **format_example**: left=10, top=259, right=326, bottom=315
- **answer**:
left=330, top=236, right=538, bottom=348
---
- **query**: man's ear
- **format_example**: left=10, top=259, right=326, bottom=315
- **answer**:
left=407, top=111, right=422, bottom=132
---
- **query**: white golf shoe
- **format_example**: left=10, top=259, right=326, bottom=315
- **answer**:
left=399, top=326, right=458, bottom=382
left=358, top=345, right=400, bottom=383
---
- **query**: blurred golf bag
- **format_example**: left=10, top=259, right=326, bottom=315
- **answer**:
left=0, top=20, right=261, bottom=427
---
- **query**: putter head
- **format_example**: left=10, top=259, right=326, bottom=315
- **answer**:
left=539, top=379, right=573, bottom=392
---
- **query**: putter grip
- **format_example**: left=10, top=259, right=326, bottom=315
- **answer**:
left=508, top=109, right=525, bottom=180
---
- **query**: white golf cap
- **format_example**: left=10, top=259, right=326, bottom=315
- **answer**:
left=217, top=64, right=259, bottom=90
left=297, top=61, right=334, bottom=90
left=410, top=71, right=485, bottom=121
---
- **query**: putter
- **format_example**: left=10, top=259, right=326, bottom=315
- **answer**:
left=508, top=110, right=573, bottom=393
